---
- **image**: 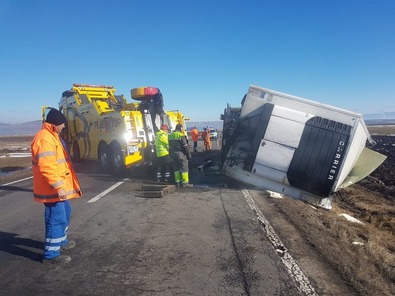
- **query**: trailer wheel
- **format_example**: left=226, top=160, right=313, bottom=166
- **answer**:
left=98, top=143, right=110, bottom=170
left=72, top=141, right=81, bottom=163
left=111, top=142, right=125, bottom=175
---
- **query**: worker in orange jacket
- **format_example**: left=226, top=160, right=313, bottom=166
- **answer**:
left=190, top=126, right=199, bottom=152
left=31, top=108, right=82, bottom=264
left=201, top=127, right=211, bottom=151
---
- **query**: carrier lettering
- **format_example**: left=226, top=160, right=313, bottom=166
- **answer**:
left=327, top=138, right=347, bottom=181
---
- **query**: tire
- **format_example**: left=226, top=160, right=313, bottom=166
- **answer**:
left=72, top=141, right=81, bottom=163
left=110, top=142, right=125, bottom=175
left=98, top=143, right=110, bottom=171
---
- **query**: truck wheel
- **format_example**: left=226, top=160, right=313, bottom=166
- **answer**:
left=72, top=141, right=81, bottom=163
left=98, top=143, right=110, bottom=170
left=111, top=142, right=125, bottom=175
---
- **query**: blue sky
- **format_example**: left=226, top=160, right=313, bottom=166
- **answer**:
left=1, top=0, right=394, bottom=123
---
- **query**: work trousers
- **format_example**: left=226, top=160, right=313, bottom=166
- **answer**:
left=43, top=200, right=71, bottom=259
left=171, top=151, right=189, bottom=184
left=204, top=140, right=211, bottom=151
left=156, top=154, right=171, bottom=181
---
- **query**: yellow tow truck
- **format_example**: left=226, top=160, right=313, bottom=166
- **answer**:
left=59, top=84, right=187, bottom=174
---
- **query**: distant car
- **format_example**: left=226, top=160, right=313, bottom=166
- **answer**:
left=209, top=128, right=218, bottom=140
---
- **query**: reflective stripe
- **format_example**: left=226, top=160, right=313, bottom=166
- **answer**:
left=45, top=235, right=67, bottom=243
left=34, top=189, right=79, bottom=200
left=45, top=246, right=61, bottom=251
left=32, top=158, right=66, bottom=165
left=34, top=193, right=59, bottom=200
left=36, top=151, right=56, bottom=159
left=51, top=180, right=64, bottom=189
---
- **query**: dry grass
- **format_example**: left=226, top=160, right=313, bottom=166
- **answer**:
left=272, top=194, right=395, bottom=295
left=0, top=136, right=32, bottom=171
left=0, top=135, right=33, bottom=184
left=0, top=135, right=33, bottom=150
left=367, top=124, right=395, bottom=135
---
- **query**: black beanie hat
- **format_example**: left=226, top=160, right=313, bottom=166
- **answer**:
left=175, top=123, right=183, bottom=131
left=46, top=108, right=67, bottom=126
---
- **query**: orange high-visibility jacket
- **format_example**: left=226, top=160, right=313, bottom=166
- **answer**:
left=191, top=128, right=199, bottom=142
left=31, top=122, right=82, bottom=203
left=201, top=130, right=210, bottom=143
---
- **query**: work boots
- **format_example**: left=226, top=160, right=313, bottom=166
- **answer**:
left=42, top=240, right=76, bottom=264
left=42, top=255, right=71, bottom=265
left=61, top=240, right=76, bottom=251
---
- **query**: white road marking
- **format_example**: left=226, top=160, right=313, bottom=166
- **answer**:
left=242, top=189, right=317, bottom=296
left=1, top=152, right=31, bottom=158
left=1, top=176, right=33, bottom=186
left=0, top=174, right=126, bottom=204
left=87, top=179, right=127, bottom=203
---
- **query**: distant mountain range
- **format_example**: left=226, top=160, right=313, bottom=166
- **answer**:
left=364, top=119, right=395, bottom=125
left=186, top=121, right=223, bottom=130
left=1, top=113, right=395, bottom=136
left=0, top=120, right=42, bottom=136
left=362, top=112, right=395, bottom=120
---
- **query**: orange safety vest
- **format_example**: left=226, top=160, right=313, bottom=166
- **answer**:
left=191, top=128, right=199, bottom=142
left=31, top=122, right=82, bottom=203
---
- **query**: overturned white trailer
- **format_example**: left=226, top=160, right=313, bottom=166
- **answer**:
left=220, top=85, right=386, bottom=209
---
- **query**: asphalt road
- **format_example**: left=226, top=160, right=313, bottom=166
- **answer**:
left=0, top=140, right=336, bottom=296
